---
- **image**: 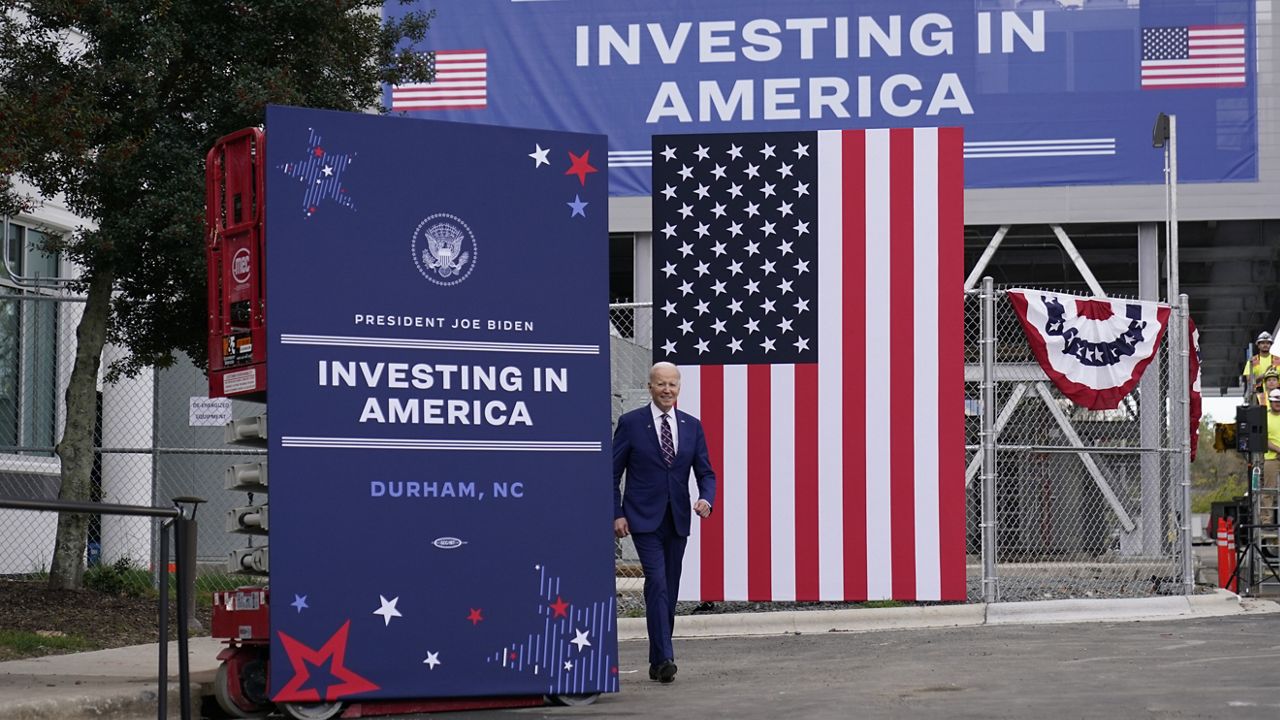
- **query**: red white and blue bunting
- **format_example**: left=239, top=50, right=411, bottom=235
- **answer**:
left=1007, top=289, right=1171, bottom=411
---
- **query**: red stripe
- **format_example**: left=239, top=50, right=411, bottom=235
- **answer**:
left=1142, top=82, right=1245, bottom=90
left=391, top=103, right=488, bottom=111
left=747, top=366, right=771, bottom=601
left=794, top=364, right=820, bottom=601
left=936, top=127, right=967, bottom=602
left=842, top=130, right=868, bottom=601
left=888, top=128, right=916, bottom=600
left=699, top=366, right=725, bottom=601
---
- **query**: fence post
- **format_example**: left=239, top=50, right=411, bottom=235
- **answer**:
left=980, top=277, right=999, bottom=603
left=1179, top=294, right=1194, bottom=594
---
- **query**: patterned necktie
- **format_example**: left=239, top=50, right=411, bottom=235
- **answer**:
left=660, top=413, right=675, bottom=467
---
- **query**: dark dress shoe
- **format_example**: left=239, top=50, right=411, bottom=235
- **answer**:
left=656, top=660, right=677, bottom=683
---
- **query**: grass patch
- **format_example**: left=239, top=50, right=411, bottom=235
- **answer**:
left=856, top=600, right=907, bottom=609
left=0, top=629, right=91, bottom=656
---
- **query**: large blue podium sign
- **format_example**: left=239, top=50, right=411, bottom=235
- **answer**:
left=385, top=0, right=1258, bottom=194
left=263, top=106, right=617, bottom=702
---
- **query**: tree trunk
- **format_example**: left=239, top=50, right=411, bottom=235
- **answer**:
left=48, top=267, right=115, bottom=590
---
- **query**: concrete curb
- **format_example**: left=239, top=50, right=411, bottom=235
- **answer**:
left=617, top=589, right=1278, bottom=641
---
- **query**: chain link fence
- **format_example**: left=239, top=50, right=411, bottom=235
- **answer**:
left=1, top=291, right=1188, bottom=603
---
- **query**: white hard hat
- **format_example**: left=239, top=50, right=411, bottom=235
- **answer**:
left=1259, top=331, right=1274, bottom=343
left=1269, top=389, right=1280, bottom=402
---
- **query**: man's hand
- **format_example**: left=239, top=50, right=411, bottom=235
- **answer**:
left=614, top=517, right=630, bottom=538
left=694, top=499, right=712, bottom=518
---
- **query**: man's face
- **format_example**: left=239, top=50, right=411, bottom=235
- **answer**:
left=1266, top=377, right=1278, bottom=390
left=1270, top=399, right=1280, bottom=413
left=1260, top=341, right=1272, bottom=354
left=649, top=366, right=681, bottom=412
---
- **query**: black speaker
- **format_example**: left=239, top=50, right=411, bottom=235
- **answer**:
left=1236, top=404, right=1266, bottom=454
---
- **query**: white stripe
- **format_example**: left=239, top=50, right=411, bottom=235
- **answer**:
left=963, top=138, right=1115, bottom=147
left=816, top=130, right=845, bottom=600
left=282, top=334, right=597, bottom=354
left=1189, top=37, right=1245, bottom=46
left=608, top=150, right=653, bottom=156
left=965, top=150, right=1117, bottom=159
left=1188, top=27, right=1244, bottom=38
left=771, top=364, right=797, bottom=601
left=434, top=51, right=488, bottom=61
left=393, top=99, right=488, bottom=108
left=678, top=367, right=701, bottom=601
left=1142, top=65, right=1245, bottom=76
left=431, top=70, right=490, bottom=80
left=964, top=143, right=1114, bottom=152
left=394, top=80, right=488, bottom=91
left=912, top=129, right=941, bottom=602
left=280, top=437, right=600, bottom=451
left=1141, top=76, right=1245, bottom=86
left=721, top=364, right=749, bottom=600
left=393, top=89, right=489, bottom=99
left=1142, top=58, right=1242, bottom=67
left=864, top=129, right=893, bottom=601
left=608, top=162, right=653, bottom=168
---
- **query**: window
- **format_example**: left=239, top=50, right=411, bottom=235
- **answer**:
left=1, top=219, right=60, bottom=455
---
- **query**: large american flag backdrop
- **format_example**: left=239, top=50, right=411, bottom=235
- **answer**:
left=652, top=129, right=965, bottom=602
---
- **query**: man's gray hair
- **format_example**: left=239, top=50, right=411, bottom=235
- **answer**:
left=649, top=361, right=681, bottom=381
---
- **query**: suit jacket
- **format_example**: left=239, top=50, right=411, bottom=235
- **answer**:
left=612, top=405, right=717, bottom=536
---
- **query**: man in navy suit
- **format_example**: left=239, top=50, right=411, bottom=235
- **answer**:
left=613, top=361, right=716, bottom=684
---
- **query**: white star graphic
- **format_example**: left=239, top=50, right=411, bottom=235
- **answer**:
left=564, top=661, right=574, bottom=671
left=745, top=240, right=760, bottom=256
left=679, top=318, right=694, bottom=334
left=778, top=317, right=793, bottom=333
left=794, top=297, right=811, bottom=313
left=695, top=299, right=710, bottom=314
left=762, top=336, right=777, bottom=352
left=795, top=181, right=811, bottom=197
left=711, top=202, right=727, bottom=218
left=711, top=164, right=726, bottom=180
left=728, top=298, right=743, bottom=314
left=570, top=629, right=592, bottom=651
left=779, top=201, right=794, bottom=217
left=779, top=278, right=794, bottom=294
left=761, top=182, right=776, bottom=198
left=728, top=337, right=743, bottom=353
left=762, top=143, right=776, bottom=159
left=662, top=300, right=677, bottom=316
left=678, top=203, right=694, bottom=218
left=662, top=223, right=677, bottom=239
left=794, top=142, right=810, bottom=158
left=728, top=183, right=743, bottom=198
left=694, top=144, right=710, bottom=161
left=374, top=595, right=402, bottom=626
left=711, top=279, right=727, bottom=295
left=694, top=260, right=710, bottom=276
left=711, top=240, right=727, bottom=256
left=679, top=279, right=694, bottom=296
left=424, top=651, right=442, bottom=669
left=678, top=165, right=694, bottom=180
left=795, top=220, right=810, bottom=236
left=744, top=202, right=760, bottom=217
left=727, top=260, right=744, bottom=276
left=761, top=221, right=776, bottom=237
left=712, top=318, right=727, bottom=334
left=321, top=165, right=334, bottom=177
left=794, top=336, right=811, bottom=351
left=762, top=259, right=776, bottom=275
left=728, top=221, right=744, bottom=237
left=696, top=338, right=710, bottom=354
left=745, top=318, right=761, bottom=334
left=728, top=143, right=743, bottom=160
left=661, top=145, right=677, bottom=162
left=795, top=259, right=810, bottom=275
left=762, top=298, right=777, bottom=314
left=695, top=222, right=710, bottom=237
left=694, top=183, right=710, bottom=199
left=529, top=145, right=550, bottom=167
left=662, top=338, right=677, bottom=354
left=662, top=184, right=678, bottom=200
left=745, top=163, right=760, bottom=179
left=745, top=279, right=760, bottom=295
left=661, top=261, right=678, bottom=277
left=778, top=162, right=793, bottom=178
left=778, top=239, right=794, bottom=256
left=678, top=241, right=694, bottom=257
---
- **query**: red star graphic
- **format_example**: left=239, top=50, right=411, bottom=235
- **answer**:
left=467, top=608, right=484, bottom=626
left=564, top=150, right=597, bottom=186
left=611, top=666, right=619, bottom=675
left=273, top=621, right=379, bottom=703
left=549, top=596, right=570, bottom=619
left=509, top=650, right=518, bottom=661
left=313, top=147, right=325, bottom=158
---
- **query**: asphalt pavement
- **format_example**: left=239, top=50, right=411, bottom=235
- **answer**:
left=0, top=590, right=1275, bottom=719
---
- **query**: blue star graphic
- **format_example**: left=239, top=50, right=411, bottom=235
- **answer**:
left=567, top=194, right=588, bottom=218
left=277, top=127, right=356, bottom=217
left=292, top=594, right=309, bottom=613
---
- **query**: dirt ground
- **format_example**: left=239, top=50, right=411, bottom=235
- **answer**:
left=0, top=578, right=213, bottom=661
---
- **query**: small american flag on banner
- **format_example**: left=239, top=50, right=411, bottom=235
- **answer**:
left=391, top=49, right=488, bottom=111
left=1141, top=25, right=1246, bottom=89
left=652, top=129, right=965, bottom=602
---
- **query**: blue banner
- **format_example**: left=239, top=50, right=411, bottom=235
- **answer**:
left=384, top=0, right=1257, bottom=195
left=264, top=106, right=617, bottom=702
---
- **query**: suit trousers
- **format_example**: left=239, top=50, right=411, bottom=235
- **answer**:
left=631, top=505, right=687, bottom=666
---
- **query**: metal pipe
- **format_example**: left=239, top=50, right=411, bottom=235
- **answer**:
left=158, top=520, right=169, bottom=720
left=173, top=513, right=193, bottom=720
left=981, top=277, right=999, bottom=603
left=1180, top=294, right=1194, bottom=595
left=0, top=497, right=179, bottom=518
left=0, top=445, right=265, bottom=456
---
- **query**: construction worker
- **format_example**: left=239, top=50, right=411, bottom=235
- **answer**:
left=1256, top=367, right=1280, bottom=405
left=1264, top=389, right=1280, bottom=525
left=1243, top=331, right=1279, bottom=391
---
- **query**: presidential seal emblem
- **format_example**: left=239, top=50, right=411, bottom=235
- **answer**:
left=411, top=213, right=478, bottom=286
